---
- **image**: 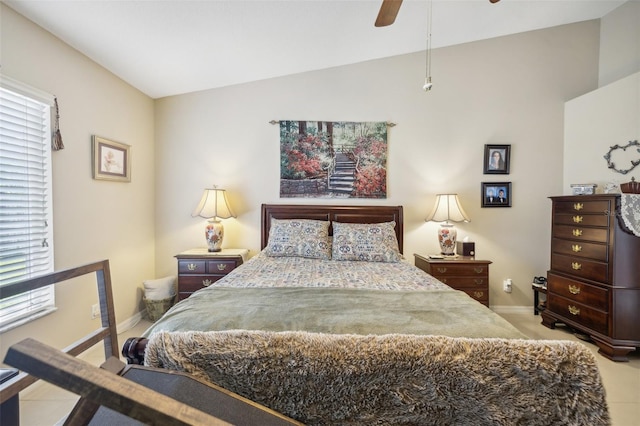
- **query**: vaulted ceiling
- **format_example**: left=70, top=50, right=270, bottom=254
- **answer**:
left=4, top=0, right=625, bottom=98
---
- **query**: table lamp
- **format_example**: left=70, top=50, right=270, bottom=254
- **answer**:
left=425, top=194, right=470, bottom=255
left=192, top=185, right=236, bottom=252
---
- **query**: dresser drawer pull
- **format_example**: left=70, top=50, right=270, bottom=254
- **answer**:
left=568, top=284, right=581, bottom=295
left=571, top=262, right=582, bottom=270
left=217, top=264, right=228, bottom=271
left=474, top=279, right=484, bottom=285
left=573, top=203, right=584, bottom=211
left=572, top=229, right=583, bottom=237
left=571, top=244, right=582, bottom=253
left=440, top=278, right=448, bottom=283
left=568, top=305, right=580, bottom=316
left=473, top=291, right=484, bottom=299
left=437, top=267, right=447, bottom=273
left=473, top=267, right=484, bottom=274
left=187, top=263, right=197, bottom=271
left=202, top=279, right=213, bottom=287
left=572, top=215, right=583, bottom=223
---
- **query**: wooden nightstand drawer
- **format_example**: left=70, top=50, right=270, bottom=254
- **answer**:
left=547, top=273, right=608, bottom=311
left=437, top=276, right=487, bottom=288
left=413, top=254, right=491, bottom=307
left=548, top=295, right=608, bottom=335
left=178, top=260, right=207, bottom=274
left=207, top=260, right=238, bottom=274
left=428, top=264, right=488, bottom=277
left=176, top=248, right=248, bottom=300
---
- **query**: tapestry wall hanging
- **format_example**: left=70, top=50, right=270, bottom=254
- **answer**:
left=279, top=120, right=388, bottom=198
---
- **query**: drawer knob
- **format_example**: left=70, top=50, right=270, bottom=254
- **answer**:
left=573, top=203, right=584, bottom=211
left=440, top=278, right=448, bottom=283
left=473, top=291, right=484, bottom=299
left=187, top=263, right=197, bottom=271
left=202, top=279, right=213, bottom=287
left=571, top=244, right=582, bottom=253
left=572, top=229, right=583, bottom=237
left=571, top=262, right=582, bottom=271
left=572, top=215, right=583, bottom=223
left=474, top=279, right=484, bottom=285
left=568, top=284, right=581, bottom=295
left=473, top=267, right=484, bottom=274
left=437, top=267, right=447, bottom=273
left=568, top=305, right=580, bottom=316
left=217, top=264, right=228, bottom=271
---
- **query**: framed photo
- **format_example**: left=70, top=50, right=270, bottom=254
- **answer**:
left=483, top=144, right=510, bottom=174
left=482, top=182, right=512, bottom=207
left=92, top=136, right=131, bottom=182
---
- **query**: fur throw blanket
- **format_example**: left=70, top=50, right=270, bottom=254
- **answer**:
left=145, top=330, right=610, bottom=426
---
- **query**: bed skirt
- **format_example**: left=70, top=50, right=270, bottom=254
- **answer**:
left=145, top=330, right=610, bottom=425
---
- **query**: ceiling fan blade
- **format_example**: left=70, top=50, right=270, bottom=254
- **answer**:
left=375, top=0, right=403, bottom=27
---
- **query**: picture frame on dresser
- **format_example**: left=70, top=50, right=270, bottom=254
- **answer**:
left=481, top=182, right=511, bottom=207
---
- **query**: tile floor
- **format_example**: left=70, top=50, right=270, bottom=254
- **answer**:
left=15, top=313, right=640, bottom=425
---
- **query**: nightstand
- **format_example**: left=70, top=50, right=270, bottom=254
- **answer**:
left=175, top=248, right=249, bottom=300
left=414, top=254, right=492, bottom=306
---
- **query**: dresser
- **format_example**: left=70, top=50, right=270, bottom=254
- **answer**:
left=414, top=254, right=491, bottom=306
left=541, top=195, right=640, bottom=361
left=175, top=248, right=248, bottom=300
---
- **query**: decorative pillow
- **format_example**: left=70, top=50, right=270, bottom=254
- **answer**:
left=143, top=276, right=176, bottom=300
left=332, top=221, right=401, bottom=262
left=264, top=219, right=331, bottom=259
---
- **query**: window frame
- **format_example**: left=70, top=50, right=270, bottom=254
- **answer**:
left=0, top=75, right=56, bottom=333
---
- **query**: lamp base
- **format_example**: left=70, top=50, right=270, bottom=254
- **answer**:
left=438, top=224, right=457, bottom=255
left=205, top=219, right=224, bottom=252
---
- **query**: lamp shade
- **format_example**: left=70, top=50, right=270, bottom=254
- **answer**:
left=425, top=194, right=470, bottom=223
left=191, top=186, right=236, bottom=220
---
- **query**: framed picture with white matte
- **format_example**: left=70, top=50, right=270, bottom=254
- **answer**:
left=92, top=135, right=131, bottom=182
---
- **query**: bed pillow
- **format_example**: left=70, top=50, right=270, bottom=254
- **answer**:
left=264, top=219, right=331, bottom=259
left=332, top=221, right=401, bottom=262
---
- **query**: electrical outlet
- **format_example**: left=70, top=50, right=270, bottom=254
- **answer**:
left=503, top=279, right=513, bottom=293
left=91, top=303, right=100, bottom=320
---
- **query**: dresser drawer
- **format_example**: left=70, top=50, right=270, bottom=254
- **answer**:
left=553, top=200, right=613, bottom=214
left=554, top=213, right=609, bottom=227
left=547, top=273, right=608, bottom=311
left=552, top=225, right=609, bottom=243
left=548, top=295, right=608, bottom=335
left=551, top=238, right=608, bottom=262
left=207, top=260, right=238, bottom=274
left=437, top=276, right=487, bottom=288
left=551, top=254, right=609, bottom=282
left=428, top=264, right=488, bottom=277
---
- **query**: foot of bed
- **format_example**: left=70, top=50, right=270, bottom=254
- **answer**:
left=122, top=337, right=148, bottom=365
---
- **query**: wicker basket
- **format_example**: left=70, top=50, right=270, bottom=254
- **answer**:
left=144, top=294, right=175, bottom=321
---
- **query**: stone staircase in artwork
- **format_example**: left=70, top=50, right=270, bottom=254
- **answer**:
left=329, top=152, right=356, bottom=194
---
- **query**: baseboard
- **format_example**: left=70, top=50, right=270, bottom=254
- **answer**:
left=116, top=311, right=143, bottom=335
left=490, top=305, right=532, bottom=315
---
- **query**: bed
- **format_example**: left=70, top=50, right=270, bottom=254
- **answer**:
left=123, top=204, right=610, bottom=425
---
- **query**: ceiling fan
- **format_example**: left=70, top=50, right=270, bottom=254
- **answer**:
left=375, top=0, right=501, bottom=27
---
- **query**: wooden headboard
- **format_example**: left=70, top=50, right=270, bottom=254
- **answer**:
left=261, top=204, right=404, bottom=253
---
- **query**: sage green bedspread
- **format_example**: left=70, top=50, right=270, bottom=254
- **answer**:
left=143, top=286, right=526, bottom=339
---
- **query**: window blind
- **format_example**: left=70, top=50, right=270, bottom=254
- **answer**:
left=0, top=83, right=55, bottom=331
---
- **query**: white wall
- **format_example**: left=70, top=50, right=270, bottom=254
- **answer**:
left=155, top=21, right=600, bottom=310
left=0, top=4, right=155, bottom=360
left=565, top=0, right=640, bottom=192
